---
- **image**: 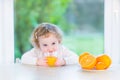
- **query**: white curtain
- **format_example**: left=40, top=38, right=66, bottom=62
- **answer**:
left=105, top=0, right=120, bottom=64
left=0, top=0, right=14, bottom=64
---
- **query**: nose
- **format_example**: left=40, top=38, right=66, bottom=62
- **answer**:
left=48, top=47, right=54, bottom=53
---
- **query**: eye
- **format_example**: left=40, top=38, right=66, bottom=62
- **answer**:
left=43, top=44, right=47, bottom=46
left=52, top=42, right=56, bottom=45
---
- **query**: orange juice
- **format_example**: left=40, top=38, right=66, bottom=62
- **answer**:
left=46, top=56, right=57, bottom=67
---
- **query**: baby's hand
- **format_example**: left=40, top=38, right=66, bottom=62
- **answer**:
left=36, top=58, right=48, bottom=66
left=55, top=58, right=66, bottom=66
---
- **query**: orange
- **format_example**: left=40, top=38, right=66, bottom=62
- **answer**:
left=95, top=62, right=106, bottom=70
left=46, top=56, right=57, bottom=67
left=79, top=54, right=96, bottom=69
left=96, top=54, right=112, bottom=69
left=79, top=52, right=90, bottom=61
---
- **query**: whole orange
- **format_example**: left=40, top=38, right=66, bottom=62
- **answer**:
left=96, top=54, right=112, bottom=69
left=95, top=62, right=106, bottom=70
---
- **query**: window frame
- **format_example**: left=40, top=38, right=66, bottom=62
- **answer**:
left=104, top=0, right=120, bottom=64
left=0, top=0, right=14, bottom=64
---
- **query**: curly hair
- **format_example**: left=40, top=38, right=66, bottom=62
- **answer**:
left=30, top=23, right=63, bottom=48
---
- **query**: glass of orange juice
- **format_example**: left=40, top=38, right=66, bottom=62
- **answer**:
left=46, top=56, right=57, bottom=67
left=45, top=52, right=57, bottom=67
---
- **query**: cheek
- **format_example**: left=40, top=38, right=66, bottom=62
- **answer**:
left=54, top=45, right=59, bottom=51
left=40, top=46, right=47, bottom=52
left=41, top=48, right=48, bottom=53
left=54, top=46, right=58, bottom=50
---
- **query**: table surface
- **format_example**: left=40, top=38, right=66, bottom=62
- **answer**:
left=0, top=63, right=120, bottom=80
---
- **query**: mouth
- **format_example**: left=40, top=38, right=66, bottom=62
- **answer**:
left=45, top=51, right=58, bottom=56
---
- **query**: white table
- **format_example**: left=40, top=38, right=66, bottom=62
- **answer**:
left=0, top=64, right=120, bottom=80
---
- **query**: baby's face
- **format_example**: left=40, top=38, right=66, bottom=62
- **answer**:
left=38, top=34, right=59, bottom=53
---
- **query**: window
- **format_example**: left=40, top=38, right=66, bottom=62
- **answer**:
left=15, top=0, right=104, bottom=59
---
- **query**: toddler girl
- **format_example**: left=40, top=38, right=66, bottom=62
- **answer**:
left=21, top=23, right=78, bottom=66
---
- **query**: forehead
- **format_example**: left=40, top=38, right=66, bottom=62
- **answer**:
left=40, top=33, right=56, bottom=38
left=38, top=33, right=58, bottom=43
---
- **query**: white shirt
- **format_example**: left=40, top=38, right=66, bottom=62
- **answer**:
left=21, top=45, right=79, bottom=65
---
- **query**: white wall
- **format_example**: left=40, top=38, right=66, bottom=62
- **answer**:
left=105, top=0, right=120, bottom=64
left=0, top=0, right=14, bottom=64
